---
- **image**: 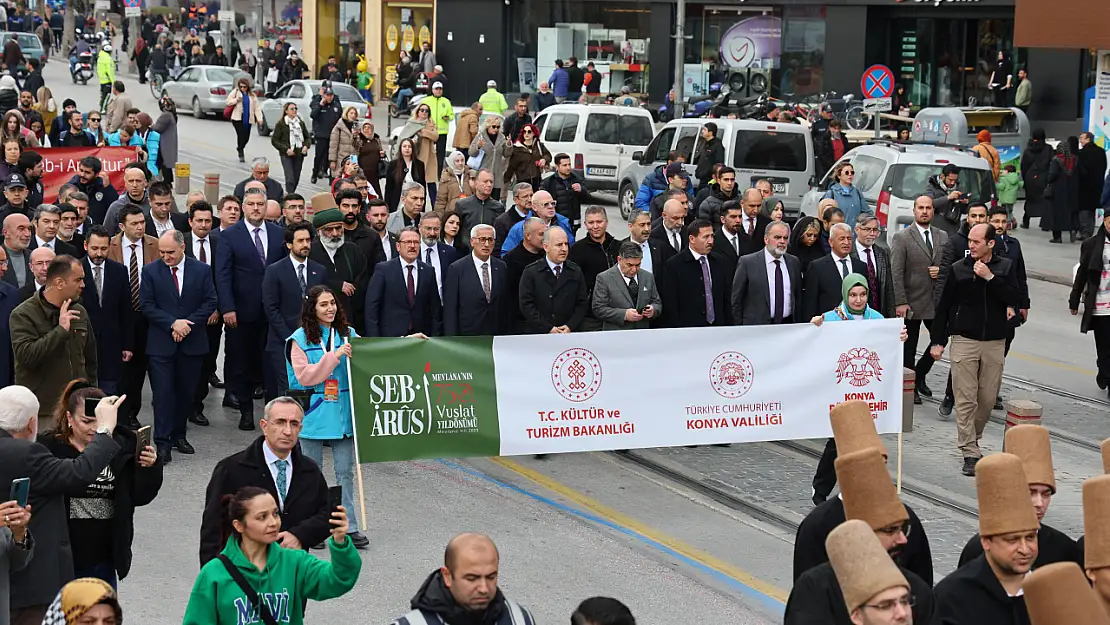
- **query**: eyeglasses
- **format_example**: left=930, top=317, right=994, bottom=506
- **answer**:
left=523, top=129, right=533, bottom=134
left=862, top=595, right=915, bottom=612
left=398, top=240, right=421, bottom=246
left=88, top=117, right=101, bottom=122
left=877, top=521, right=912, bottom=538
left=842, top=170, right=855, bottom=175
left=472, top=236, right=495, bottom=244
left=858, top=226, right=880, bottom=233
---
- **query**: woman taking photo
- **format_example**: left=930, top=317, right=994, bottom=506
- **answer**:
left=384, top=137, right=426, bottom=213
left=1069, top=211, right=1110, bottom=397
left=503, top=123, right=550, bottom=190
left=271, top=102, right=311, bottom=194
left=396, top=103, right=439, bottom=204
left=353, top=120, right=384, bottom=197
left=38, top=380, right=163, bottom=588
left=225, top=77, right=260, bottom=163
left=469, top=115, right=508, bottom=200
left=433, top=150, right=471, bottom=213
left=328, top=106, right=359, bottom=178
left=441, top=209, right=469, bottom=257
left=183, top=486, right=360, bottom=625
left=821, top=161, right=866, bottom=229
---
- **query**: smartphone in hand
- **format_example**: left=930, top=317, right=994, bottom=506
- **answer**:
left=328, top=486, right=342, bottom=511
left=136, top=426, right=152, bottom=457
left=84, top=396, right=100, bottom=418
left=9, top=477, right=29, bottom=508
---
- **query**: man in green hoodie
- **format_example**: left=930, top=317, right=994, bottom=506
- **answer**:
left=390, top=533, right=536, bottom=625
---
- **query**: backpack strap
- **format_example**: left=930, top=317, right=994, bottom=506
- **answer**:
left=217, top=554, right=279, bottom=625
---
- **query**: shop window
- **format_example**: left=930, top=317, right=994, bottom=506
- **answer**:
left=851, top=155, right=887, bottom=193
left=585, top=113, right=619, bottom=145
left=674, top=126, right=700, bottom=162
left=732, top=129, right=807, bottom=172
left=647, top=127, right=676, bottom=163
left=619, top=115, right=654, bottom=147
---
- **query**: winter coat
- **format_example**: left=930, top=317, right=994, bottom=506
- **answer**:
left=1070, top=227, right=1110, bottom=333
left=971, top=141, right=1002, bottom=181
left=478, top=88, right=509, bottom=115
left=384, top=158, right=427, bottom=212
left=1078, top=142, right=1108, bottom=211
left=468, top=130, right=508, bottom=190
left=271, top=115, right=313, bottom=156
left=695, top=137, right=726, bottom=183
left=821, top=183, right=867, bottom=229
left=453, top=108, right=479, bottom=150
left=635, top=164, right=693, bottom=215
left=926, top=174, right=966, bottom=235
left=502, top=140, right=551, bottom=187
left=309, top=94, right=343, bottom=139
left=391, top=570, right=535, bottom=625
left=328, top=120, right=357, bottom=168
left=996, top=171, right=1022, bottom=205
left=697, top=185, right=739, bottom=223
left=1020, top=132, right=1053, bottom=202
left=934, top=555, right=1031, bottom=625
left=225, top=89, right=260, bottom=124
left=1044, top=154, right=1080, bottom=233
left=814, top=132, right=850, bottom=179
left=433, top=167, right=471, bottom=214
left=548, top=67, right=570, bottom=98
left=539, top=172, right=589, bottom=226
left=354, top=133, right=384, bottom=196
left=152, top=112, right=178, bottom=168
left=9, top=291, right=98, bottom=417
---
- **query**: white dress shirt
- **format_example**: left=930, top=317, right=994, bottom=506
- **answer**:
left=764, top=248, right=792, bottom=318
left=546, top=258, right=563, bottom=274
left=689, top=249, right=710, bottom=286
left=152, top=216, right=174, bottom=237
left=35, top=235, right=54, bottom=251
left=123, top=237, right=145, bottom=286
left=191, top=235, right=212, bottom=265
left=262, top=440, right=293, bottom=510
left=472, top=253, right=492, bottom=276
left=400, top=260, right=419, bottom=294
left=723, top=228, right=742, bottom=256
left=665, top=227, right=683, bottom=251
left=167, top=259, right=185, bottom=295
left=421, top=242, right=443, bottom=294
left=830, top=251, right=852, bottom=278
left=635, top=238, right=653, bottom=274
left=289, top=256, right=307, bottom=276
left=855, top=241, right=876, bottom=265
left=380, top=233, right=393, bottom=260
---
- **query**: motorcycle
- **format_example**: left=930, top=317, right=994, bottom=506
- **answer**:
left=388, top=71, right=430, bottom=118
left=71, top=51, right=95, bottom=85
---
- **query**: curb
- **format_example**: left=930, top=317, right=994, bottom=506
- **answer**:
left=1026, top=269, right=1072, bottom=287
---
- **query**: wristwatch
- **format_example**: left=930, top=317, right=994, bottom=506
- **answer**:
left=96, top=426, right=111, bottom=436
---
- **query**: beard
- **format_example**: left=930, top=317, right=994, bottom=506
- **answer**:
left=321, top=235, right=344, bottom=252
left=343, top=212, right=358, bottom=225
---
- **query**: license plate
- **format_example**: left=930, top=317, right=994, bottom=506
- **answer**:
left=587, top=166, right=616, bottom=177
left=773, top=183, right=788, bottom=194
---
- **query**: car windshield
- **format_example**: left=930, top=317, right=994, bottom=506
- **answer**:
left=330, top=83, right=363, bottom=102
left=4, top=34, right=40, bottom=49
left=890, top=164, right=993, bottom=201
left=732, top=130, right=808, bottom=172
left=206, top=68, right=240, bottom=83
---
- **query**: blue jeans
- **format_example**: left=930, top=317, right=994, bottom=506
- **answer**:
left=394, top=87, right=413, bottom=108
left=75, top=560, right=118, bottom=590
left=299, top=437, right=360, bottom=534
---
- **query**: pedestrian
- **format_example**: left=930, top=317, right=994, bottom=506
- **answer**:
left=786, top=452, right=933, bottom=625
left=532, top=81, right=556, bottom=112
left=568, top=205, right=620, bottom=329
left=415, top=211, right=456, bottom=298
left=501, top=97, right=532, bottom=145
left=814, top=119, right=849, bottom=180
left=40, top=577, right=126, bottom=625
left=186, top=485, right=361, bottom=624
left=1045, top=136, right=1081, bottom=243
left=479, top=80, right=508, bottom=115
left=548, top=60, right=569, bottom=102
left=39, top=380, right=164, bottom=586
left=425, top=81, right=453, bottom=176
left=309, top=83, right=343, bottom=184
left=1070, top=210, right=1110, bottom=397
left=384, top=138, right=427, bottom=213
left=1020, top=128, right=1053, bottom=229
left=972, top=130, right=1002, bottom=182
left=417, top=41, right=436, bottom=74
left=388, top=533, right=535, bottom=625
left=469, top=115, right=508, bottom=201
left=997, top=163, right=1023, bottom=225
left=434, top=150, right=471, bottom=214
left=0, top=491, right=32, bottom=625
left=441, top=210, right=469, bottom=258
left=1015, top=68, right=1033, bottom=114
left=261, top=221, right=324, bottom=397
left=225, top=77, right=260, bottom=163
left=80, top=226, right=131, bottom=395
left=0, top=385, right=124, bottom=625
left=270, top=102, right=312, bottom=194
left=152, top=96, right=178, bottom=184
left=658, top=218, right=730, bottom=328
left=931, top=223, right=1020, bottom=475
left=935, top=454, right=1037, bottom=623
left=104, top=81, right=131, bottom=133
left=792, top=401, right=934, bottom=586
left=134, top=113, right=161, bottom=178
left=453, top=102, right=481, bottom=157
left=328, top=105, right=359, bottom=178
left=821, top=161, right=866, bottom=229
left=1, top=110, right=36, bottom=148
left=103, top=165, right=151, bottom=237
left=802, top=222, right=866, bottom=320
left=69, top=157, right=118, bottom=233
left=440, top=223, right=506, bottom=335
left=926, top=163, right=970, bottom=235
left=310, top=204, right=369, bottom=331
left=132, top=37, right=149, bottom=83
left=363, top=225, right=442, bottom=337
left=503, top=124, right=550, bottom=191
left=286, top=284, right=371, bottom=549
left=1079, top=131, right=1107, bottom=239
left=590, top=240, right=661, bottom=331
left=453, top=170, right=503, bottom=248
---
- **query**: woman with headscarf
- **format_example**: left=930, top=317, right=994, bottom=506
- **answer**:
left=503, top=123, right=551, bottom=191
left=468, top=114, right=508, bottom=200
left=328, top=105, right=359, bottom=178
left=353, top=120, right=384, bottom=197
left=761, top=196, right=785, bottom=222
left=152, top=95, right=179, bottom=183
left=1045, top=135, right=1082, bottom=244
left=788, top=216, right=825, bottom=274
left=1020, top=128, right=1054, bottom=230
left=433, top=150, right=471, bottom=213
left=41, top=578, right=124, bottom=625
left=395, top=102, right=439, bottom=205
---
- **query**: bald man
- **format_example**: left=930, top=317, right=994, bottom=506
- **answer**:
left=0, top=246, right=17, bottom=385
left=390, top=533, right=536, bottom=625
left=500, top=189, right=574, bottom=255
left=20, top=247, right=55, bottom=301
left=737, top=188, right=771, bottom=256
left=650, top=198, right=687, bottom=253
left=2, top=213, right=32, bottom=289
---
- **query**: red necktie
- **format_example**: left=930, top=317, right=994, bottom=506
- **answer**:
left=406, top=264, right=415, bottom=307
left=172, top=266, right=180, bottom=293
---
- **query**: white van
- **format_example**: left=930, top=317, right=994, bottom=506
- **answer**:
left=532, top=103, right=656, bottom=192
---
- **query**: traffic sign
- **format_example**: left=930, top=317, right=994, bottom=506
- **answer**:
left=122, top=0, right=140, bottom=8
left=863, top=97, right=892, bottom=112
left=942, top=122, right=952, bottom=135
left=94, top=0, right=110, bottom=9
left=124, top=6, right=140, bottom=17
left=861, top=64, right=895, bottom=100
left=218, top=10, right=234, bottom=22
left=913, top=120, right=922, bottom=133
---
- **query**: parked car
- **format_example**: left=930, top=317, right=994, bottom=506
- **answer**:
left=532, top=103, right=655, bottom=193
left=1, top=32, right=45, bottom=77
left=257, top=79, right=370, bottom=136
left=159, top=65, right=253, bottom=119
left=617, top=117, right=815, bottom=219
left=799, top=140, right=997, bottom=247
left=387, top=107, right=498, bottom=158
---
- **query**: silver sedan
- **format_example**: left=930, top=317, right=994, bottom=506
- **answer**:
left=159, top=65, right=253, bottom=119
left=256, top=80, right=371, bottom=136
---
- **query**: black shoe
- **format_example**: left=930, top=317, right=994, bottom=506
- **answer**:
left=534, top=454, right=548, bottom=459
left=348, top=531, right=369, bottom=550
left=913, top=390, right=922, bottom=405
left=189, top=411, right=210, bottom=426
left=222, top=395, right=240, bottom=410
left=1020, top=221, right=1029, bottom=229
left=1097, top=374, right=1107, bottom=390
left=253, top=386, right=264, bottom=400
left=311, top=541, right=326, bottom=550
left=961, top=457, right=977, bottom=476
left=238, top=415, right=256, bottom=431
left=812, top=492, right=827, bottom=506
left=939, top=395, right=954, bottom=418
left=124, top=414, right=142, bottom=430
left=993, top=398, right=1004, bottom=411
left=158, top=449, right=172, bottom=464
left=310, top=174, right=318, bottom=184
left=915, top=379, right=933, bottom=398
left=1049, top=238, right=1063, bottom=244
left=209, top=374, right=224, bottom=389
left=174, top=438, right=195, bottom=454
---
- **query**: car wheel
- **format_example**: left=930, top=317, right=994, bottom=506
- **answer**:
left=192, top=96, right=204, bottom=120
left=618, top=181, right=636, bottom=220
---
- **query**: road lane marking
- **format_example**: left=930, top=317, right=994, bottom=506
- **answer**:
left=439, top=458, right=789, bottom=611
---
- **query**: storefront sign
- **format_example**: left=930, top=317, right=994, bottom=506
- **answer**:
left=349, top=323, right=904, bottom=463
left=418, top=26, right=431, bottom=49
left=719, top=15, right=782, bottom=69
left=40, top=147, right=138, bottom=204
left=402, top=25, right=415, bottom=52
left=1096, top=51, right=1110, bottom=100
left=386, top=24, right=399, bottom=51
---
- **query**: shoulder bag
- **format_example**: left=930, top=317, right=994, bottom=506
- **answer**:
left=218, top=554, right=279, bottom=625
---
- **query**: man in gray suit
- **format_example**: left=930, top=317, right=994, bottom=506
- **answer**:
left=889, top=195, right=948, bottom=404
left=731, top=220, right=802, bottom=325
left=591, top=241, right=662, bottom=331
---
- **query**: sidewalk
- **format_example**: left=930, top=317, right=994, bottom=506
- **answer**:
left=1009, top=200, right=1085, bottom=286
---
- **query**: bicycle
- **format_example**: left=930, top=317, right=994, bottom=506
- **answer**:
left=149, top=69, right=165, bottom=99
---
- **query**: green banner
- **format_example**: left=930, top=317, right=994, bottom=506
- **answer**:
left=349, top=337, right=501, bottom=463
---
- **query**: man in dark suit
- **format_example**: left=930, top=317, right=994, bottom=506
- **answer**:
left=183, top=200, right=224, bottom=425
left=27, top=205, right=79, bottom=258
left=263, top=222, right=325, bottom=397
left=518, top=226, right=589, bottom=334
left=417, top=211, right=458, bottom=298
left=215, top=187, right=287, bottom=431
left=309, top=208, right=368, bottom=330
left=851, top=213, right=896, bottom=318
left=364, top=227, right=442, bottom=337
left=199, top=397, right=332, bottom=565
left=82, top=226, right=134, bottom=395
left=622, top=209, right=673, bottom=279
left=649, top=197, right=688, bottom=255
left=803, top=222, right=868, bottom=320
left=56, top=204, right=86, bottom=258
left=711, top=200, right=745, bottom=281
left=144, top=181, right=190, bottom=238
left=660, top=218, right=730, bottom=328
left=0, top=247, right=18, bottom=386
left=443, top=224, right=509, bottom=336
left=367, top=199, right=397, bottom=262
left=737, top=188, right=772, bottom=256
left=140, top=230, right=218, bottom=463
left=731, top=221, right=803, bottom=326
left=504, top=217, right=546, bottom=334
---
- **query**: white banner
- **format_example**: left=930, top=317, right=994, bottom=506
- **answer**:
left=492, top=321, right=904, bottom=456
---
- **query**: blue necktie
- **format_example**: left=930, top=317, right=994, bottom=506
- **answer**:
left=274, top=459, right=287, bottom=506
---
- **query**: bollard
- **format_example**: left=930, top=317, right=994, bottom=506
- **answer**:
left=204, top=172, right=220, bottom=204
left=1003, top=400, right=1042, bottom=451
left=174, top=163, right=191, bottom=196
left=902, top=368, right=915, bottom=433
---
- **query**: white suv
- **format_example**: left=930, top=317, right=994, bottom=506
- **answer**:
left=800, top=141, right=998, bottom=247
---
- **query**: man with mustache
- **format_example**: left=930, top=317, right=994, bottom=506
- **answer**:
left=308, top=202, right=367, bottom=333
